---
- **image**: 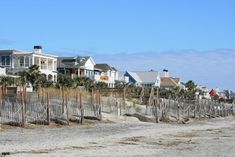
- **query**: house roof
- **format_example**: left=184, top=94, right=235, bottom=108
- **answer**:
left=94, top=64, right=115, bottom=72
left=0, top=49, right=57, bottom=58
left=57, top=57, right=76, bottom=68
left=209, top=89, right=218, bottom=97
left=172, top=78, right=180, bottom=84
left=160, top=77, right=179, bottom=87
left=77, top=56, right=91, bottom=66
left=126, top=71, right=159, bottom=83
left=57, top=56, right=92, bottom=68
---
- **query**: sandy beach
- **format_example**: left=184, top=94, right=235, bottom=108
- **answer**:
left=1, top=115, right=235, bottom=157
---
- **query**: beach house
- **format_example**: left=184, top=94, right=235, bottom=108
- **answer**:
left=160, top=69, right=183, bottom=89
left=57, top=56, right=95, bottom=79
left=0, top=46, right=58, bottom=81
left=124, top=70, right=160, bottom=88
left=94, top=64, right=118, bottom=88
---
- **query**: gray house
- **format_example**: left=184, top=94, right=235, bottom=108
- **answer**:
left=57, top=56, right=95, bottom=79
left=124, top=71, right=160, bottom=88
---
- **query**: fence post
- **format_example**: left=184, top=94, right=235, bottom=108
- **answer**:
left=123, top=87, right=126, bottom=110
left=154, top=99, right=159, bottom=123
left=198, top=100, right=201, bottom=120
left=98, top=89, right=102, bottom=119
left=21, top=92, right=25, bottom=128
left=0, top=85, right=2, bottom=108
left=80, top=91, right=84, bottom=124
left=91, top=88, right=94, bottom=111
left=232, top=100, right=234, bottom=116
left=46, top=92, right=50, bottom=125
left=156, top=88, right=159, bottom=123
left=65, top=94, right=69, bottom=125
left=177, top=103, right=180, bottom=121
left=62, top=86, right=65, bottom=114
left=23, top=86, right=27, bottom=115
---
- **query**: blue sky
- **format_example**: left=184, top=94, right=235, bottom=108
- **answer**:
left=0, top=0, right=235, bottom=90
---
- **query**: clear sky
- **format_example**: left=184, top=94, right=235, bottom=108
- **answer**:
left=0, top=0, right=235, bottom=90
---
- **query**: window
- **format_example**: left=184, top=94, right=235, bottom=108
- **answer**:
left=25, top=56, right=30, bottom=67
left=40, top=58, right=47, bottom=69
left=54, top=61, right=57, bottom=70
left=6, top=56, right=10, bottom=65
left=14, top=56, right=20, bottom=68
left=34, top=57, right=40, bottom=65
left=20, top=56, right=24, bottom=67
left=48, top=59, right=53, bottom=70
left=0, top=56, right=11, bottom=66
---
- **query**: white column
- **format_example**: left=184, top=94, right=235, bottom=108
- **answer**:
left=32, top=55, right=35, bottom=65
left=23, top=56, right=26, bottom=67
left=52, top=59, right=54, bottom=71
left=11, top=55, right=14, bottom=68
left=46, top=58, right=48, bottom=70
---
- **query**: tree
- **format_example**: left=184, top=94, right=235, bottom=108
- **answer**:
left=27, top=65, right=41, bottom=88
left=36, top=74, right=54, bottom=88
left=224, top=90, right=230, bottom=99
left=0, top=76, right=15, bottom=86
left=17, top=71, right=28, bottom=86
left=94, top=82, right=108, bottom=90
left=185, top=80, right=197, bottom=100
left=74, top=77, right=94, bottom=90
left=56, top=73, right=74, bottom=88
left=185, top=80, right=197, bottom=91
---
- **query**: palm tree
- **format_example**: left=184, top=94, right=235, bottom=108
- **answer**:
left=57, top=73, right=74, bottom=88
left=36, top=74, right=53, bottom=88
left=74, top=77, right=94, bottom=90
left=17, top=71, right=28, bottom=86
left=27, top=65, right=41, bottom=89
left=0, top=76, right=15, bottom=86
left=94, top=82, right=108, bottom=90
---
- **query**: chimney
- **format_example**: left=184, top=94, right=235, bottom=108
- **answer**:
left=163, top=69, right=169, bottom=77
left=34, top=45, right=42, bottom=53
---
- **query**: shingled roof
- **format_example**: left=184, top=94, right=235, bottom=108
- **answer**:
left=57, top=56, right=91, bottom=68
left=160, top=77, right=180, bottom=87
left=126, top=71, right=160, bottom=83
left=94, top=64, right=116, bottom=72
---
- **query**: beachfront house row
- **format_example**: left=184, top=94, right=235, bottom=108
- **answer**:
left=124, top=71, right=161, bottom=88
left=94, top=64, right=118, bottom=88
left=57, top=56, right=95, bottom=79
left=0, top=46, right=58, bottom=81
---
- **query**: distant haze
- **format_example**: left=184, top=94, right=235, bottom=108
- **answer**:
left=93, top=49, right=235, bottom=91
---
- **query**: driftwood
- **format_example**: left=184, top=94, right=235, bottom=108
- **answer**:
left=125, top=113, right=156, bottom=123
left=53, top=118, right=69, bottom=125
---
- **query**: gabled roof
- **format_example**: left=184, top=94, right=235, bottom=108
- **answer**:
left=127, top=71, right=142, bottom=83
left=160, top=77, right=179, bottom=87
left=57, top=56, right=93, bottom=68
left=111, top=67, right=117, bottom=71
left=172, top=78, right=180, bottom=84
left=94, top=64, right=115, bottom=72
left=209, top=89, right=218, bottom=97
left=77, top=56, right=91, bottom=66
left=126, top=71, right=159, bottom=83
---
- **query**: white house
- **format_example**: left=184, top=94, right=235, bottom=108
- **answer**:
left=57, top=56, right=95, bottom=79
left=124, top=71, right=161, bottom=88
left=94, top=64, right=118, bottom=88
left=0, top=46, right=58, bottom=81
